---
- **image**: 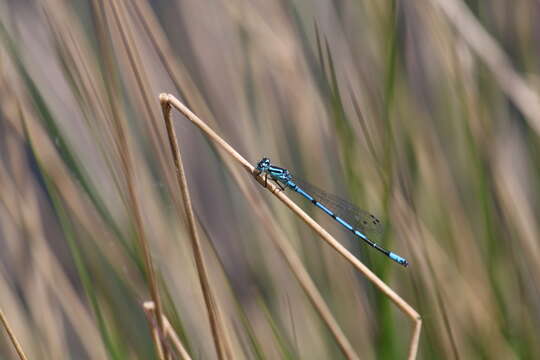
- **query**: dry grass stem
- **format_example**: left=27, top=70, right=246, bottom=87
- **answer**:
left=161, top=99, right=232, bottom=360
left=161, top=93, right=421, bottom=359
left=144, top=302, right=192, bottom=360
left=142, top=302, right=166, bottom=360
left=156, top=100, right=363, bottom=356
left=0, top=307, right=28, bottom=360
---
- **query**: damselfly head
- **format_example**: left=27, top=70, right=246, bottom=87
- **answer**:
left=256, top=157, right=271, bottom=171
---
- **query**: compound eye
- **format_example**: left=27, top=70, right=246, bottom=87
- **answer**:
left=257, top=158, right=272, bottom=172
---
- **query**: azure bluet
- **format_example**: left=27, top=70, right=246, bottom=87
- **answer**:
left=256, top=157, right=408, bottom=267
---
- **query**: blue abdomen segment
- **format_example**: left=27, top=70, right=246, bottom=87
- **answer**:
left=389, top=252, right=409, bottom=267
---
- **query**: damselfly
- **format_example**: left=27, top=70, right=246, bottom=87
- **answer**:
left=256, top=157, right=408, bottom=267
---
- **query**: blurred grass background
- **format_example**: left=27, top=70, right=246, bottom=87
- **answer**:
left=1, top=0, right=540, bottom=359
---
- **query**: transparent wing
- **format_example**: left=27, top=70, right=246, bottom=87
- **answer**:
left=291, top=176, right=383, bottom=235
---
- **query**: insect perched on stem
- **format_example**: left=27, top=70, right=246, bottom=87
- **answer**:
left=256, top=157, right=408, bottom=267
